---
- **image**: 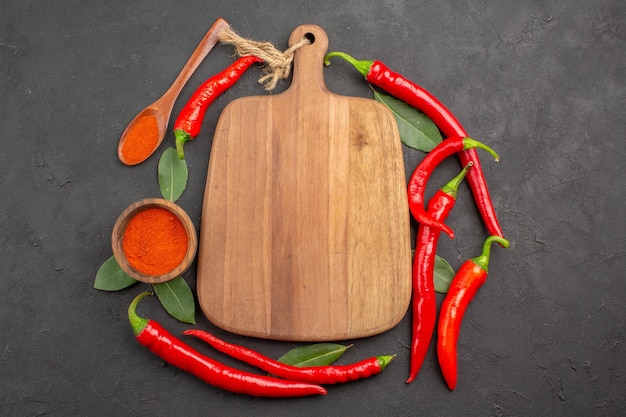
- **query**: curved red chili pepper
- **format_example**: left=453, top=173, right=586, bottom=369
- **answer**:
left=183, top=329, right=394, bottom=385
left=128, top=292, right=326, bottom=397
left=324, top=52, right=504, bottom=239
left=406, top=163, right=472, bottom=384
left=173, top=55, right=262, bottom=159
left=437, top=235, right=510, bottom=390
left=407, top=136, right=499, bottom=238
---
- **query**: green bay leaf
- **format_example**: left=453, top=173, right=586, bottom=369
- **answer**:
left=372, top=89, right=443, bottom=152
left=158, top=147, right=188, bottom=202
left=434, top=255, right=456, bottom=294
left=277, top=343, right=349, bottom=367
left=94, top=255, right=137, bottom=291
left=153, top=276, right=196, bottom=324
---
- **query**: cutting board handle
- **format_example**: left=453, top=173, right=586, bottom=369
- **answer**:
left=287, top=25, right=330, bottom=95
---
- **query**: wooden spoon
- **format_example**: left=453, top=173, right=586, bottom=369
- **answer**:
left=117, top=18, right=230, bottom=165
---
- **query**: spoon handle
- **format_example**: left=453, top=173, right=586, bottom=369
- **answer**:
left=160, top=18, right=230, bottom=105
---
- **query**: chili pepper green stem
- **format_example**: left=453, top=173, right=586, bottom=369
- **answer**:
left=440, top=162, right=473, bottom=198
left=473, top=236, right=510, bottom=272
left=128, top=291, right=152, bottom=336
left=174, top=129, right=192, bottom=160
left=462, top=138, right=500, bottom=162
left=324, top=51, right=373, bottom=77
left=377, top=354, right=395, bottom=371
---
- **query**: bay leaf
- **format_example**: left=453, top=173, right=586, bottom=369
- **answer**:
left=153, top=276, right=196, bottom=324
left=93, top=255, right=137, bottom=291
left=434, top=255, right=456, bottom=294
left=158, top=147, right=188, bottom=202
left=277, top=343, right=349, bottom=367
left=372, top=89, right=442, bottom=152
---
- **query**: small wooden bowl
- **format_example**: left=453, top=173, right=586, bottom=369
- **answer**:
left=111, top=198, right=197, bottom=284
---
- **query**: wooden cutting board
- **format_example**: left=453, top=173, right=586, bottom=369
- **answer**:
left=197, top=25, right=411, bottom=341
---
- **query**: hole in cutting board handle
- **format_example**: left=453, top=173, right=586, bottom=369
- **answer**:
left=304, top=32, right=315, bottom=44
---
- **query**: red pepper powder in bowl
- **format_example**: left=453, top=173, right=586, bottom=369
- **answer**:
left=122, top=207, right=188, bottom=276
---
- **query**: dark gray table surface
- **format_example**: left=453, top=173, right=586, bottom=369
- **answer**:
left=2, top=1, right=624, bottom=416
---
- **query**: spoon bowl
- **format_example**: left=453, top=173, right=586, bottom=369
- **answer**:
left=117, top=107, right=168, bottom=166
left=117, top=18, right=230, bottom=166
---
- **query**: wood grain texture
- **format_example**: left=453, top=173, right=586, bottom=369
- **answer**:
left=197, top=25, right=411, bottom=341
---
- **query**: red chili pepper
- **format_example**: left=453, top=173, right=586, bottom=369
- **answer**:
left=406, top=162, right=472, bottom=384
left=183, top=329, right=395, bottom=385
left=174, top=55, right=262, bottom=159
left=324, top=51, right=504, bottom=239
left=407, top=136, right=499, bottom=238
left=437, top=235, right=510, bottom=390
left=127, top=292, right=326, bottom=397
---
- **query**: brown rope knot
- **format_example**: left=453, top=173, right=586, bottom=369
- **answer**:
left=218, top=26, right=310, bottom=91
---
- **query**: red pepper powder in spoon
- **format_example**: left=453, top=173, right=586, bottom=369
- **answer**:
left=119, top=114, right=160, bottom=165
left=122, top=207, right=188, bottom=275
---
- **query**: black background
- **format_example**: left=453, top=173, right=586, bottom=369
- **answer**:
left=2, top=1, right=625, bottom=416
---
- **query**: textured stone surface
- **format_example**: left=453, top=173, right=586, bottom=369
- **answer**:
left=1, top=0, right=624, bottom=415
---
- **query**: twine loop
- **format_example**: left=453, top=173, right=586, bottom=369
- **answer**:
left=218, top=26, right=310, bottom=91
